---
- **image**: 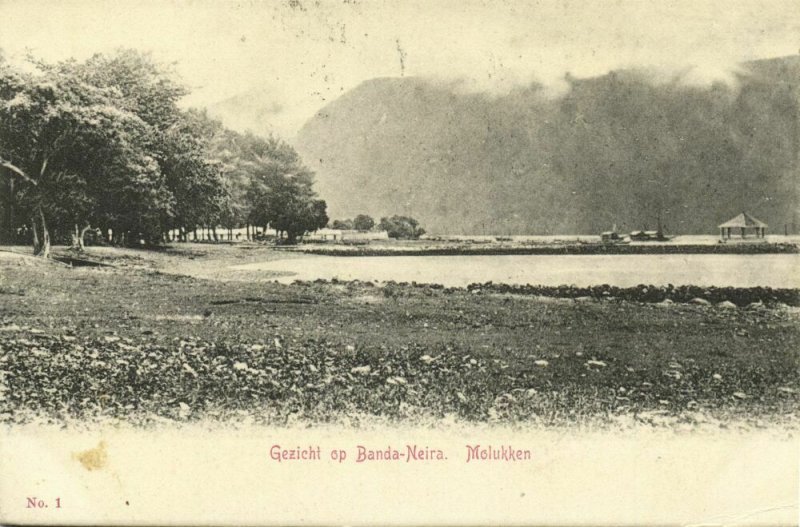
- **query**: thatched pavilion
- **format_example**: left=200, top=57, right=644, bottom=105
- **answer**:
left=718, top=212, right=767, bottom=239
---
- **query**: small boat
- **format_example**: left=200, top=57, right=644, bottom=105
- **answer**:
left=600, top=229, right=630, bottom=244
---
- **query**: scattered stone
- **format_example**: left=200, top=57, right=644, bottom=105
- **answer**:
left=689, top=297, right=711, bottom=306
left=534, top=360, right=549, bottom=367
left=717, top=300, right=737, bottom=309
left=178, top=402, right=191, bottom=416
left=351, top=365, right=371, bottom=375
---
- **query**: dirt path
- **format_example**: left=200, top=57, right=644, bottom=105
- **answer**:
left=1, top=243, right=308, bottom=282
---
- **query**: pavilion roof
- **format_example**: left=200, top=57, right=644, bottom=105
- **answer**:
left=718, top=212, right=767, bottom=229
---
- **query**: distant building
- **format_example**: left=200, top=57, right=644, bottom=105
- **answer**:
left=304, top=229, right=389, bottom=242
left=629, top=229, right=667, bottom=241
left=601, top=231, right=628, bottom=243
left=718, top=212, right=767, bottom=239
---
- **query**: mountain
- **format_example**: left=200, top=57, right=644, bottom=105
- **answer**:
left=295, top=57, right=800, bottom=234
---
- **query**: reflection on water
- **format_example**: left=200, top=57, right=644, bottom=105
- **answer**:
left=232, top=254, right=800, bottom=288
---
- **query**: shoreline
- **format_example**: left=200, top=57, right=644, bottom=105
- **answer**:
left=294, top=242, right=800, bottom=257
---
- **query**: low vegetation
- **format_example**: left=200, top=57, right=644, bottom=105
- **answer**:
left=1, top=248, right=797, bottom=428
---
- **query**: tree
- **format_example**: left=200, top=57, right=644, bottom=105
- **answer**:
left=245, top=136, right=328, bottom=243
left=378, top=215, right=425, bottom=239
left=161, top=109, right=229, bottom=241
left=74, top=50, right=194, bottom=245
left=0, top=54, right=165, bottom=255
left=331, top=218, right=354, bottom=230
left=353, top=214, right=375, bottom=231
left=209, top=128, right=257, bottom=238
left=0, top=48, right=328, bottom=252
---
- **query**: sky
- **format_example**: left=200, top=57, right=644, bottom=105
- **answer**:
left=2, top=0, right=799, bottom=138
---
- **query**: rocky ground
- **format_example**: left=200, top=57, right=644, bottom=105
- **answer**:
left=0, top=245, right=798, bottom=429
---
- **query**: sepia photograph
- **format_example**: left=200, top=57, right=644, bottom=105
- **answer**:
left=0, top=0, right=798, bottom=524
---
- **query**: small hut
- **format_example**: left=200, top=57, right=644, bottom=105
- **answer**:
left=718, top=212, right=767, bottom=239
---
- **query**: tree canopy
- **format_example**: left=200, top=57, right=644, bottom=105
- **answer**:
left=353, top=214, right=375, bottom=231
left=0, top=49, right=327, bottom=253
left=378, top=215, right=425, bottom=239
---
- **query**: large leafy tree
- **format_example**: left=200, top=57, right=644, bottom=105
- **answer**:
left=208, top=129, right=265, bottom=237
left=378, top=215, right=425, bottom=239
left=74, top=51, right=203, bottom=244
left=161, top=109, right=229, bottom=241
left=1, top=48, right=326, bottom=253
left=245, top=136, right=328, bottom=243
left=0, top=54, right=163, bottom=255
left=353, top=214, right=375, bottom=231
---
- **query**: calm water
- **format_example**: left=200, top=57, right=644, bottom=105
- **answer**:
left=232, top=253, right=800, bottom=288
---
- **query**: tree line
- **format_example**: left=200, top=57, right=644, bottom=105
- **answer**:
left=330, top=214, right=425, bottom=239
left=0, top=49, right=327, bottom=256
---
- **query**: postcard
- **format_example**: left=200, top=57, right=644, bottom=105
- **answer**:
left=0, top=0, right=798, bottom=525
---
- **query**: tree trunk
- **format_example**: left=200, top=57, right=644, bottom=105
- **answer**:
left=31, top=216, right=39, bottom=252
left=31, top=209, right=50, bottom=258
left=71, top=224, right=80, bottom=250
left=79, top=224, right=92, bottom=250
left=2, top=177, right=14, bottom=244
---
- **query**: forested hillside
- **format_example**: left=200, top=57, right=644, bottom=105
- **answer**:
left=295, top=56, right=800, bottom=234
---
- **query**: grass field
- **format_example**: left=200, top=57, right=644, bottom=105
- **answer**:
left=0, top=245, right=798, bottom=429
